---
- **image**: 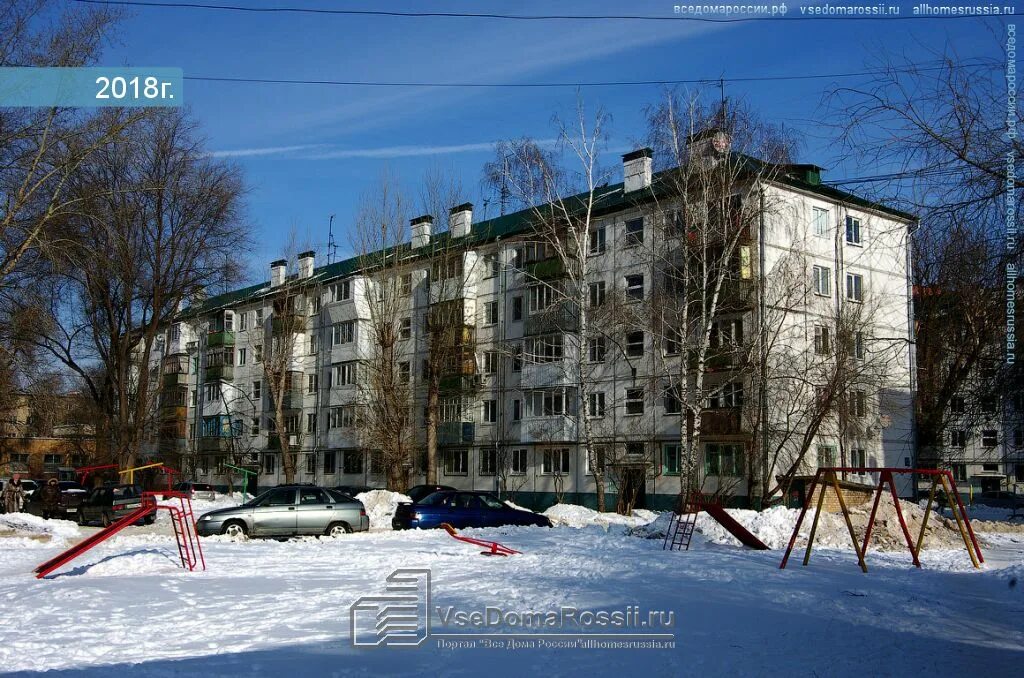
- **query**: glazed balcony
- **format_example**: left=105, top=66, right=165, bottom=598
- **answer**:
left=438, top=421, right=475, bottom=446
left=204, top=364, right=234, bottom=382
left=207, top=331, right=235, bottom=348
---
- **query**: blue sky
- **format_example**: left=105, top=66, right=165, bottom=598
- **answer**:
left=94, top=0, right=1010, bottom=279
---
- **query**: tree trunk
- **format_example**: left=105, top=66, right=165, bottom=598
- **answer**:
left=425, top=380, right=439, bottom=485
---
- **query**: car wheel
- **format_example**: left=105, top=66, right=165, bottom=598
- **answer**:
left=325, top=522, right=352, bottom=538
left=222, top=521, right=248, bottom=539
left=101, top=512, right=112, bottom=528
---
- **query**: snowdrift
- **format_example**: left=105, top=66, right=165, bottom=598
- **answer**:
left=355, top=490, right=412, bottom=530
left=0, top=513, right=81, bottom=542
left=543, top=503, right=658, bottom=530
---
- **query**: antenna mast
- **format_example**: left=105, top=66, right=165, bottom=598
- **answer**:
left=327, top=214, right=338, bottom=265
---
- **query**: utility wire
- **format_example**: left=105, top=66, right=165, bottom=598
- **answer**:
left=182, top=61, right=996, bottom=90
left=69, top=0, right=1017, bottom=22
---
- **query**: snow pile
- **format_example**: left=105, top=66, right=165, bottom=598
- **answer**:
left=542, top=503, right=659, bottom=530
left=354, top=490, right=412, bottom=530
left=0, top=513, right=80, bottom=542
left=503, top=500, right=534, bottom=512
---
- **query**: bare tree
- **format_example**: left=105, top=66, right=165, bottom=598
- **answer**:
left=21, top=109, right=247, bottom=468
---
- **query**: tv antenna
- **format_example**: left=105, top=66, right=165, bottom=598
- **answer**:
left=327, top=214, right=338, bottom=265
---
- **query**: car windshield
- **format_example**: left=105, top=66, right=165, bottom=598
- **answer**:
left=192, top=484, right=214, bottom=491
left=417, top=492, right=451, bottom=506
left=479, top=494, right=507, bottom=509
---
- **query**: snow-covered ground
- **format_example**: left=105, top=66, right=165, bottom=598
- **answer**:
left=0, top=502, right=1021, bottom=677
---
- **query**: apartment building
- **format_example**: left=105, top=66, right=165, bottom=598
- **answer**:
left=144, top=143, right=918, bottom=509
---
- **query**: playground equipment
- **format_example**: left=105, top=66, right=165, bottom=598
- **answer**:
left=779, top=467, right=983, bottom=572
left=664, top=493, right=770, bottom=551
left=74, top=464, right=118, bottom=486
left=34, top=491, right=205, bottom=579
left=440, top=523, right=521, bottom=556
left=224, top=463, right=257, bottom=496
left=118, top=462, right=179, bottom=490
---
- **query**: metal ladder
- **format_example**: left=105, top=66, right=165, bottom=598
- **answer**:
left=663, top=495, right=700, bottom=551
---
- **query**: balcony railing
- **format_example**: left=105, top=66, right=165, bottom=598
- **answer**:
left=198, top=437, right=234, bottom=453
left=525, top=257, right=566, bottom=281
left=267, top=433, right=301, bottom=450
left=524, top=304, right=579, bottom=337
left=207, top=331, right=235, bottom=348
left=204, top=364, right=233, bottom=382
left=159, top=405, right=188, bottom=421
left=438, top=421, right=475, bottom=446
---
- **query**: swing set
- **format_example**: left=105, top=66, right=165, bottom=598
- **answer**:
left=779, top=467, right=983, bottom=572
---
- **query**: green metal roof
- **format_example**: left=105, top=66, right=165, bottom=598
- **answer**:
left=182, top=158, right=914, bottom=319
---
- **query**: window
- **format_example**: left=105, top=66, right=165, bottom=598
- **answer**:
left=204, top=384, right=218, bottom=404
left=625, top=274, right=644, bottom=301
left=306, top=373, right=318, bottom=394
left=525, top=334, right=563, bottom=363
left=483, top=254, right=498, bottom=278
left=511, top=344, right=523, bottom=372
left=542, top=448, right=570, bottom=475
left=589, top=281, right=606, bottom=307
left=850, top=448, right=866, bottom=472
left=626, top=442, right=644, bottom=458
left=814, top=326, right=831, bottom=355
left=586, top=445, right=607, bottom=475
left=710, top=318, right=744, bottom=348
left=343, top=450, right=363, bottom=474
left=982, top=430, right=998, bottom=447
left=982, top=396, right=998, bottom=414
left=705, top=444, right=743, bottom=476
left=399, top=317, right=412, bottom=340
left=850, top=390, right=867, bottom=418
left=253, top=344, right=263, bottom=363
left=332, top=280, right=352, bottom=302
left=323, top=451, right=337, bottom=475
left=252, top=380, right=262, bottom=401
left=812, top=207, right=829, bottom=237
left=485, top=301, right=498, bottom=325
left=444, top=449, right=469, bottom=476
left=846, top=215, right=862, bottom=245
left=308, top=334, right=319, bottom=355
left=850, top=331, right=865, bottom=360
left=817, top=445, right=836, bottom=468
left=223, top=311, right=234, bottom=332
left=625, top=388, right=644, bottom=416
left=332, top=321, right=355, bottom=345
left=624, top=217, right=644, bottom=246
left=950, top=396, right=966, bottom=414
left=237, top=347, right=247, bottom=366
left=479, top=351, right=497, bottom=375
left=512, top=399, right=522, bottom=421
left=306, top=454, right=316, bottom=475
left=250, top=417, right=260, bottom=436
left=588, top=337, right=606, bottom=363
left=263, top=454, right=277, bottom=475
left=983, top=463, right=999, bottom=472
left=479, top=448, right=497, bottom=475
left=399, top=361, right=411, bottom=384
left=846, top=273, right=864, bottom=302
left=709, top=382, right=744, bottom=408
left=331, top=362, right=357, bottom=387
left=329, top=406, right=357, bottom=428
left=525, top=388, right=576, bottom=417
left=589, top=225, right=606, bottom=255
left=512, top=296, right=523, bottom=321
left=587, top=392, right=606, bottom=418
left=812, top=265, right=831, bottom=297
left=1015, top=429, right=1023, bottom=448
left=254, top=309, right=264, bottom=326
left=483, top=399, right=498, bottom=423
left=663, top=326, right=681, bottom=355
left=306, top=413, right=317, bottom=434
left=664, top=385, right=682, bottom=414
left=664, top=444, right=682, bottom=475
left=400, top=273, right=413, bottom=296
left=511, top=449, right=528, bottom=475
left=951, top=463, right=966, bottom=481
left=626, top=331, right=644, bottom=358
left=311, top=295, right=321, bottom=315
left=528, top=284, right=557, bottom=313
left=951, top=429, right=967, bottom=448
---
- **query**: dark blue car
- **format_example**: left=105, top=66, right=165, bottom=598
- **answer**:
left=392, top=491, right=551, bottom=530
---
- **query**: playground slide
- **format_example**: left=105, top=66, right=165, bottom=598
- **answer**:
left=703, top=503, right=770, bottom=550
left=34, top=505, right=156, bottom=579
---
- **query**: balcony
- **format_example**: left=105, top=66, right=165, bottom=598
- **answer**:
left=207, top=331, right=235, bottom=348
left=159, top=404, right=188, bottom=421
left=520, top=360, right=571, bottom=389
left=439, top=374, right=480, bottom=394
left=267, top=433, right=301, bottom=450
left=525, top=257, right=566, bottom=282
left=438, top=421, right=475, bottom=446
left=524, top=304, right=579, bottom=337
left=198, top=436, right=234, bottom=453
left=520, top=415, right=577, bottom=444
left=204, top=365, right=233, bottom=382
left=161, top=354, right=190, bottom=387
left=272, top=311, right=306, bottom=334
left=698, top=409, right=744, bottom=436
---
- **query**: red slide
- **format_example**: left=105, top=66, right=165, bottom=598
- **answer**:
left=34, top=505, right=156, bottom=579
left=702, top=503, right=770, bottom=550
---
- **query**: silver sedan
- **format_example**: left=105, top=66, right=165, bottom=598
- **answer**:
left=196, top=485, right=369, bottom=538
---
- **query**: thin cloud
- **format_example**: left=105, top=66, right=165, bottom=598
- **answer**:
left=206, top=144, right=322, bottom=158
left=207, top=138, right=559, bottom=161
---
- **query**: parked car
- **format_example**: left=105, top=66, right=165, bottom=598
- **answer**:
left=20, top=479, right=40, bottom=502
left=174, top=482, right=218, bottom=501
left=196, top=485, right=369, bottom=538
left=76, top=484, right=154, bottom=527
left=975, top=491, right=1024, bottom=516
left=392, top=491, right=551, bottom=530
left=27, top=481, right=87, bottom=517
left=331, top=485, right=377, bottom=498
left=407, top=484, right=456, bottom=503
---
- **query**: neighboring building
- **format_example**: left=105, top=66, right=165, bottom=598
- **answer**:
left=0, top=392, right=95, bottom=479
left=143, top=144, right=918, bottom=509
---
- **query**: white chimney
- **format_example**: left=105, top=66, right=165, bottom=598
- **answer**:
left=298, top=250, right=315, bottom=279
left=623, top=148, right=653, bottom=193
left=448, top=202, right=473, bottom=239
left=411, top=215, right=433, bottom=249
left=270, top=259, right=287, bottom=287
